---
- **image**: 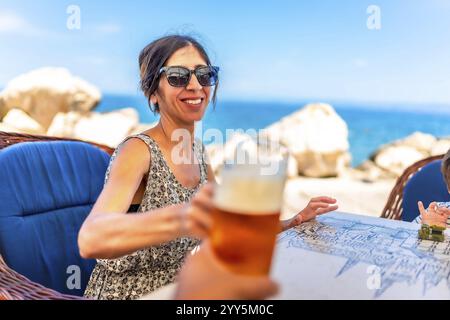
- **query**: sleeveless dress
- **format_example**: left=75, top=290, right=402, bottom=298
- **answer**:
left=84, top=133, right=208, bottom=300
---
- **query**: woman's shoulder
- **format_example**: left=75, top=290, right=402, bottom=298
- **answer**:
left=115, top=127, right=162, bottom=152
left=108, top=135, right=152, bottom=175
left=103, top=135, right=151, bottom=185
left=112, top=134, right=152, bottom=156
left=120, top=135, right=152, bottom=153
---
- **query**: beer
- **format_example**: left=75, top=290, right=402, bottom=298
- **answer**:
left=211, top=156, right=287, bottom=275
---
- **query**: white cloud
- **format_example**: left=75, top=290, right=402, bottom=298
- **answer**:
left=0, top=11, right=51, bottom=37
left=0, top=11, right=29, bottom=32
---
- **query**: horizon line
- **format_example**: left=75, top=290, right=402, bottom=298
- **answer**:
left=1, top=85, right=449, bottom=110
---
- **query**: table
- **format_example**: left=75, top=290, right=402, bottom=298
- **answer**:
left=271, top=211, right=450, bottom=299
left=143, top=211, right=450, bottom=300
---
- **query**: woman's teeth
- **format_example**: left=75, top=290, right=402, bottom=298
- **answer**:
left=184, top=99, right=202, bottom=105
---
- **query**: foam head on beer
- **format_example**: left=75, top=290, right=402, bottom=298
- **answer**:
left=214, top=163, right=286, bottom=215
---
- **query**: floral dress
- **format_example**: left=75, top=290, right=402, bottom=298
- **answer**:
left=84, top=133, right=208, bottom=300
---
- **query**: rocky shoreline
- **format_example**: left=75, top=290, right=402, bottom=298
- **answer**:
left=1, top=67, right=449, bottom=217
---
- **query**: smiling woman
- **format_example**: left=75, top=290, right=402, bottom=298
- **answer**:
left=79, top=35, right=220, bottom=300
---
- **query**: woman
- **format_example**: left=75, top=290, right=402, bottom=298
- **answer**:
left=79, top=34, right=338, bottom=300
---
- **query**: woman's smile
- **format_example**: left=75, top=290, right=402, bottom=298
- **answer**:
left=178, top=95, right=205, bottom=111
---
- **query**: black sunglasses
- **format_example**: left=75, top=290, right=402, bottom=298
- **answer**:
left=159, top=65, right=219, bottom=87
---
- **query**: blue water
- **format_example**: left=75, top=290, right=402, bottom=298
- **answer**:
left=97, top=94, right=450, bottom=167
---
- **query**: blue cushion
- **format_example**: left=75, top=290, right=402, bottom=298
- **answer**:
left=402, top=160, right=450, bottom=222
left=0, top=141, right=110, bottom=296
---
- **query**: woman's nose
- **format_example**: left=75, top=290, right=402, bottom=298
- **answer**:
left=185, top=73, right=203, bottom=91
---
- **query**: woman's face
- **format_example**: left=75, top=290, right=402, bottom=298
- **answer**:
left=153, top=45, right=212, bottom=125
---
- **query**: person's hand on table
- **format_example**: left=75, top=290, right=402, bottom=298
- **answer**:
left=418, top=201, right=449, bottom=228
left=281, top=196, right=338, bottom=231
left=174, top=241, right=279, bottom=300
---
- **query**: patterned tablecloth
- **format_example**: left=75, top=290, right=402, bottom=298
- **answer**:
left=271, top=211, right=450, bottom=299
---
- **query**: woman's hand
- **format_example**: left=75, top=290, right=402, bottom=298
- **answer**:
left=281, top=196, right=338, bottom=231
left=175, top=241, right=278, bottom=300
left=176, top=183, right=215, bottom=239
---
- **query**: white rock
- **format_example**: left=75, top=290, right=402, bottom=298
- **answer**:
left=73, top=108, right=139, bottom=147
left=205, top=133, right=253, bottom=177
left=431, top=139, right=450, bottom=156
left=286, top=154, right=299, bottom=178
left=46, top=111, right=83, bottom=137
left=294, top=151, right=351, bottom=178
left=0, top=67, right=101, bottom=129
left=46, top=108, right=141, bottom=147
left=349, top=160, right=397, bottom=182
left=399, top=131, right=436, bottom=154
left=0, top=96, right=6, bottom=119
left=263, top=103, right=351, bottom=177
left=0, top=122, right=30, bottom=134
left=374, top=145, right=427, bottom=177
left=2, top=108, right=45, bottom=135
left=205, top=132, right=298, bottom=179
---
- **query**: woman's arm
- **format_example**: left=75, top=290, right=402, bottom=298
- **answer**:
left=280, top=196, right=338, bottom=232
left=78, top=204, right=187, bottom=259
left=78, top=138, right=211, bottom=259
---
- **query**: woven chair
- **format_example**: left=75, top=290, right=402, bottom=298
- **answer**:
left=0, top=255, right=85, bottom=300
left=0, top=131, right=114, bottom=300
left=381, top=154, right=445, bottom=220
left=0, top=131, right=114, bottom=155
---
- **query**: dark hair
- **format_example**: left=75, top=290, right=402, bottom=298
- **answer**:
left=442, top=148, right=450, bottom=188
left=139, top=34, right=218, bottom=113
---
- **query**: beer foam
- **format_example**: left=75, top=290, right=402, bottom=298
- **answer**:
left=214, top=164, right=286, bottom=215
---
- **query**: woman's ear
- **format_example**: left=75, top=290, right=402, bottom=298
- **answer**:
left=150, top=94, right=158, bottom=106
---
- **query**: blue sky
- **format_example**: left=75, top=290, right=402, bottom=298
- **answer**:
left=0, top=0, right=449, bottom=106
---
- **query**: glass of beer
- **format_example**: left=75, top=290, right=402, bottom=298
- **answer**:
left=211, top=136, right=288, bottom=275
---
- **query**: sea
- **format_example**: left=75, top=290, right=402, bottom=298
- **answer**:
left=96, top=94, right=450, bottom=167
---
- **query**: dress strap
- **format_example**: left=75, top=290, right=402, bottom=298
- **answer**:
left=104, top=134, right=156, bottom=185
left=194, top=137, right=208, bottom=183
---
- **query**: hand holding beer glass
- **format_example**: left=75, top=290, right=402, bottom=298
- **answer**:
left=211, top=137, right=288, bottom=275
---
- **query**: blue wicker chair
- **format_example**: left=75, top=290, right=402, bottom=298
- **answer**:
left=0, top=131, right=113, bottom=298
